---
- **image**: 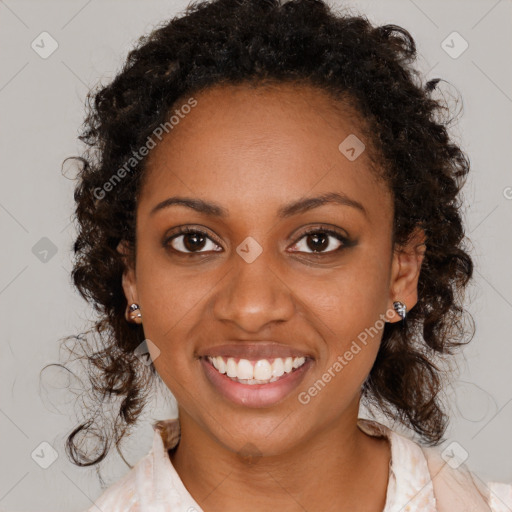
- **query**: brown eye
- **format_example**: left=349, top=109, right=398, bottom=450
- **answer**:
left=289, top=228, right=349, bottom=254
left=164, top=228, right=222, bottom=254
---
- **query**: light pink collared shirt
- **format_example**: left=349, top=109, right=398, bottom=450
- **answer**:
left=85, top=418, right=512, bottom=512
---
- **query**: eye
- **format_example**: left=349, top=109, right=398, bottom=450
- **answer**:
left=289, top=227, right=350, bottom=254
left=163, top=225, right=352, bottom=256
left=163, top=227, right=222, bottom=254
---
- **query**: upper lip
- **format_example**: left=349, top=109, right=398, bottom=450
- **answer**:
left=198, top=342, right=312, bottom=360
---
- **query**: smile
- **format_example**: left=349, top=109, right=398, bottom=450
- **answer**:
left=200, top=352, right=313, bottom=408
left=207, top=355, right=307, bottom=384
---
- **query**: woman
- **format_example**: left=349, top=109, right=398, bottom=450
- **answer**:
left=60, top=0, right=512, bottom=510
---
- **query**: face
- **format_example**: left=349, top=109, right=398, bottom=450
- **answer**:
left=119, top=83, right=424, bottom=457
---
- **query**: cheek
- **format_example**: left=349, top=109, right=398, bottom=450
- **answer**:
left=136, top=251, right=207, bottom=336
left=295, top=251, right=390, bottom=383
left=297, top=292, right=387, bottom=415
left=133, top=256, right=206, bottom=387
left=299, top=254, right=390, bottom=334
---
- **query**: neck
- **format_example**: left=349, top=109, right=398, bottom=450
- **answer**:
left=169, top=405, right=390, bottom=512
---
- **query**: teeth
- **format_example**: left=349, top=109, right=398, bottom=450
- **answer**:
left=216, top=357, right=226, bottom=374
left=272, top=358, right=285, bottom=378
left=293, top=357, right=305, bottom=368
left=237, top=359, right=253, bottom=379
left=254, top=360, right=272, bottom=380
left=208, top=355, right=307, bottom=384
left=226, top=358, right=237, bottom=378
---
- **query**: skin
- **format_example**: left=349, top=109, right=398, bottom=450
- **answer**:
left=118, top=83, right=426, bottom=511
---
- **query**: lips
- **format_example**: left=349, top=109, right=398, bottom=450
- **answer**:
left=197, top=342, right=313, bottom=408
left=198, top=342, right=312, bottom=360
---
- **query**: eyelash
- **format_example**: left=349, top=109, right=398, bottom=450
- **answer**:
left=163, top=225, right=351, bottom=256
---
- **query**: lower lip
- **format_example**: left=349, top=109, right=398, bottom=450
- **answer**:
left=200, top=357, right=313, bottom=408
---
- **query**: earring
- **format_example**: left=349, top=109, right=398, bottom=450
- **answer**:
left=393, top=300, right=407, bottom=321
left=127, top=303, right=142, bottom=323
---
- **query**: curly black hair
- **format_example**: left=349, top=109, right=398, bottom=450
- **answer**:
left=46, top=0, right=474, bottom=470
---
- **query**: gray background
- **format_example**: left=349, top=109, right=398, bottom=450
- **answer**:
left=1, top=0, right=511, bottom=510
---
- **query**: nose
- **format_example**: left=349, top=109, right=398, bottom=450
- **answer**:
left=212, top=250, right=296, bottom=333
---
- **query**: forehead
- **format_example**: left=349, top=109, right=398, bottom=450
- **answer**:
left=138, top=83, right=391, bottom=223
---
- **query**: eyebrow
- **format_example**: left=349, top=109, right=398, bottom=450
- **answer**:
left=149, top=191, right=367, bottom=219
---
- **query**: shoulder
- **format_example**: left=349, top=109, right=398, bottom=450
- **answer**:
left=358, top=418, right=512, bottom=512
left=81, top=421, right=169, bottom=512
left=83, top=452, right=150, bottom=512
left=421, top=444, right=512, bottom=512
left=83, top=419, right=200, bottom=512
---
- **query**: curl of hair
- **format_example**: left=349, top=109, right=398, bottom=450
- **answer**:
left=49, top=0, right=474, bottom=467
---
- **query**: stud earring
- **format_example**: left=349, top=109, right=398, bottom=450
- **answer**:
left=127, top=303, right=142, bottom=323
left=393, top=300, right=407, bottom=322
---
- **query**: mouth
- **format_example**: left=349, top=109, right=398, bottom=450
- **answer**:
left=199, top=346, right=313, bottom=408
left=206, top=355, right=307, bottom=384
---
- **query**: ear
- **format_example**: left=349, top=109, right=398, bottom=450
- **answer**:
left=117, top=239, right=139, bottom=321
left=387, top=226, right=426, bottom=323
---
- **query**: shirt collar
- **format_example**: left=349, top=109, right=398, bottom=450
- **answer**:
left=150, top=417, right=437, bottom=512
left=357, top=418, right=437, bottom=512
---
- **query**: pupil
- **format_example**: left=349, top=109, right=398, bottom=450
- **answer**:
left=308, top=233, right=328, bottom=252
left=184, top=233, right=206, bottom=252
